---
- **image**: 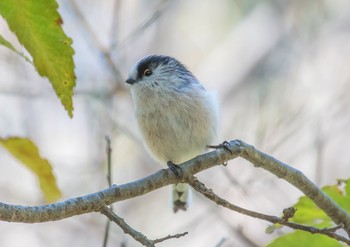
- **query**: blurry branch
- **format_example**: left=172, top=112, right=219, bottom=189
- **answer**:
left=105, top=136, right=113, bottom=188
left=214, top=237, right=227, bottom=247
left=0, top=140, right=350, bottom=244
left=216, top=213, right=259, bottom=247
left=69, top=0, right=124, bottom=88
left=109, top=0, right=120, bottom=51
left=314, top=124, right=325, bottom=185
left=117, top=1, right=169, bottom=49
left=102, top=136, right=113, bottom=247
left=69, top=0, right=171, bottom=93
left=235, top=226, right=259, bottom=247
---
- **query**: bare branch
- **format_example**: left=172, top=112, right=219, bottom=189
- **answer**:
left=234, top=140, right=350, bottom=235
left=100, top=205, right=188, bottom=246
left=0, top=140, right=349, bottom=243
left=102, top=136, right=113, bottom=247
left=105, top=135, right=113, bottom=187
left=189, top=176, right=350, bottom=245
left=100, top=205, right=155, bottom=247
left=152, top=232, right=188, bottom=244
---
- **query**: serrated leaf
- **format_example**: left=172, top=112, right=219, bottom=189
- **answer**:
left=0, top=137, right=61, bottom=202
left=0, top=34, right=32, bottom=63
left=0, top=0, right=76, bottom=117
left=266, top=230, right=342, bottom=247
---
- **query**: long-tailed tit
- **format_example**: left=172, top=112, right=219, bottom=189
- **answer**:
left=126, top=55, right=218, bottom=212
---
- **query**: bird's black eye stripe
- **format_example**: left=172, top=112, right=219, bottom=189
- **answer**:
left=144, top=69, right=152, bottom=76
left=136, top=55, right=192, bottom=80
left=137, top=55, right=171, bottom=79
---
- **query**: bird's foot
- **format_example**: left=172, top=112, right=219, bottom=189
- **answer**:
left=207, top=141, right=233, bottom=166
left=207, top=141, right=233, bottom=154
left=167, top=161, right=183, bottom=178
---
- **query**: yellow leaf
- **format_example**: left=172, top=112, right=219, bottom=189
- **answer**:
left=0, top=0, right=76, bottom=117
left=0, top=137, right=62, bottom=202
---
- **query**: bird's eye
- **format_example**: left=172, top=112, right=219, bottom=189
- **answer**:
left=144, top=69, right=152, bottom=77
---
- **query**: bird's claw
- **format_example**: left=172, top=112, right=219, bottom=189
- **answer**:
left=207, top=141, right=233, bottom=166
left=167, top=161, right=183, bottom=178
left=207, top=141, right=233, bottom=154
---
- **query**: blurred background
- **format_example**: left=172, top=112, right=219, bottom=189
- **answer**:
left=1, top=0, right=350, bottom=246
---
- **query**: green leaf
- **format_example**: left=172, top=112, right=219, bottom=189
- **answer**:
left=267, top=230, right=342, bottom=247
left=0, top=0, right=76, bottom=117
left=345, top=179, right=350, bottom=196
left=0, top=34, right=32, bottom=63
left=291, top=195, right=331, bottom=227
left=0, top=137, right=62, bottom=202
left=270, top=180, right=350, bottom=246
left=323, top=182, right=350, bottom=213
left=290, top=180, right=350, bottom=227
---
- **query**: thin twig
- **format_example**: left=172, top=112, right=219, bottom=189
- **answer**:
left=69, top=0, right=124, bottom=85
left=100, top=205, right=188, bottom=247
left=101, top=205, right=155, bottom=247
left=188, top=176, right=350, bottom=245
left=236, top=226, right=259, bottom=247
left=152, top=232, right=188, bottom=244
left=109, top=0, right=120, bottom=51
left=102, top=220, right=111, bottom=247
left=117, top=1, right=170, bottom=49
left=102, top=136, right=113, bottom=247
left=105, top=136, right=112, bottom=187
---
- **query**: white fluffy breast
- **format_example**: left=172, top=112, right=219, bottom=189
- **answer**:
left=131, top=83, right=218, bottom=164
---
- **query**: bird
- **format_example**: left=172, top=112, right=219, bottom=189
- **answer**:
left=126, top=55, right=218, bottom=212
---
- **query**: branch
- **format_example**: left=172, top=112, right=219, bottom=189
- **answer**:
left=152, top=232, right=189, bottom=244
left=189, top=176, right=350, bottom=245
left=0, top=140, right=349, bottom=238
left=233, top=140, right=350, bottom=235
left=101, top=205, right=154, bottom=246
left=102, top=136, right=113, bottom=247
left=100, top=205, right=188, bottom=247
left=69, top=0, right=124, bottom=87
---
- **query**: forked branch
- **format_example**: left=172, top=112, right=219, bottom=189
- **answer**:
left=0, top=140, right=349, bottom=245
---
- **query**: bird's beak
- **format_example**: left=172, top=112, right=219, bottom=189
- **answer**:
left=125, top=78, right=136, bottom=84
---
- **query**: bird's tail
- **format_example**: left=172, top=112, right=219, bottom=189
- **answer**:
left=172, top=183, right=190, bottom=212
